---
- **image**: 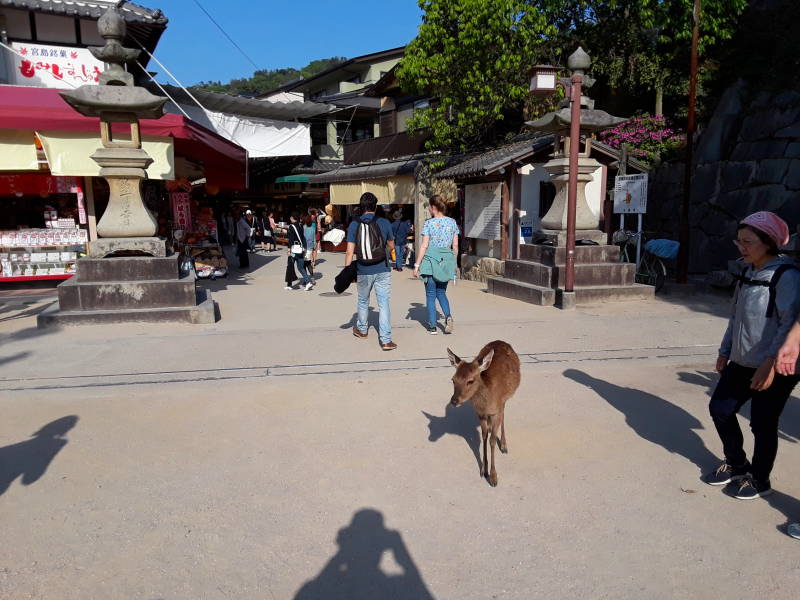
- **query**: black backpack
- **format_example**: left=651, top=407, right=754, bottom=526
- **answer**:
left=733, top=263, right=800, bottom=317
left=354, top=218, right=386, bottom=265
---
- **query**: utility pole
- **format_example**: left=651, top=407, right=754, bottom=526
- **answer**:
left=677, top=0, right=701, bottom=284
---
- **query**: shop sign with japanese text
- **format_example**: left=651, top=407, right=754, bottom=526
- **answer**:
left=171, top=192, right=192, bottom=230
left=10, top=42, right=103, bottom=88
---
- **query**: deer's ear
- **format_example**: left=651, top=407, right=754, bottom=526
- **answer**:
left=479, top=350, right=495, bottom=372
left=446, top=348, right=461, bottom=367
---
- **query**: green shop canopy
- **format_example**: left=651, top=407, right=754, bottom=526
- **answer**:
left=274, top=175, right=310, bottom=183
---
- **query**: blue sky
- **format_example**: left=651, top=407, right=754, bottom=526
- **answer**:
left=147, top=1, right=423, bottom=86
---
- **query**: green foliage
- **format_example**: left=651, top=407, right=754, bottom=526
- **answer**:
left=398, top=0, right=748, bottom=153
left=397, top=0, right=556, bottom=153
left=534, top=0, right=748, bottom=113
left=194, top=57, right=347, bottom=96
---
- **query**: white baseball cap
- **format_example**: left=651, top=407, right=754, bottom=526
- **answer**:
left=245, top=210, right=253, bottom=215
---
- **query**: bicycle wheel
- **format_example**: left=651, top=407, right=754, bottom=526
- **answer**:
left=652, top=257, right=667, bottom=293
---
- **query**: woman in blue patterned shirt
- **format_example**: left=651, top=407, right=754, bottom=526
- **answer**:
left=414, top=195, right=459, bottom=334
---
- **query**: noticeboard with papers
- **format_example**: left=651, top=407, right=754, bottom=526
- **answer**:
left=464, top=183, right=502, bottom=240
left=613, top=174, right=648, bottom=214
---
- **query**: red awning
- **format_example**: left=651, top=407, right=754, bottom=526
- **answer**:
left=0, top=85, right=247, bottom=190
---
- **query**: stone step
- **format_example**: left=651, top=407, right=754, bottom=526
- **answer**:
left=76, top=255, right=181, bottom=282
left=505, top=259, right=636, bottom=288
left=520, top=243, right=618, bottom=265
left=38, top=289, right=216, bottom=328
left=560, top=284, right=655, bottom=304
left=486, top=277, right=556, bottom=306
left=57, top=274, right=196, bottom=311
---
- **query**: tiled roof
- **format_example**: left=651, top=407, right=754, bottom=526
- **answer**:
left=0, top=0, right=168, bottom=25
left=435, top=134, right=553, bottom=179
left=149, top=84, right=333, bottom=120
left=307, top=156, right=421, bottom=184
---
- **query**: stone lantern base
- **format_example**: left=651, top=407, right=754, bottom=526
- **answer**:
left=37, top=255, right=216, bottom=328
left=485, top=155, right=654, bottom=307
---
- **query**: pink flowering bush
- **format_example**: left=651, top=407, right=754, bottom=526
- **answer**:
left=598, top=114, right=685, bottom=166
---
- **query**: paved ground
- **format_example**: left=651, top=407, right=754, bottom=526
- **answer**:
left=1, top=250, right=798, bottom=599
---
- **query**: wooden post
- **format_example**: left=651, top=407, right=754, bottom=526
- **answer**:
left=84, top=176, right=98, bottom=242
left=501, top=177, right=510, bottom=260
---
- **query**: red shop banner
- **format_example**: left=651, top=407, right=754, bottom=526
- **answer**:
left=0, top=174, right=82, bottom=196
left=171, top=191, right=192, bottom=230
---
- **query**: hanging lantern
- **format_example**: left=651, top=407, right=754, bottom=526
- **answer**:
left=205, top=182, right=220, bottom=196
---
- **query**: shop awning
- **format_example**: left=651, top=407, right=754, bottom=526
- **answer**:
left=0, top=85, right=247, bottom=189
left=275, top=175, right=311, bottom=183
left=37, top=131, right=174, bottom=179
left=329, top=175, right=416, bottom=205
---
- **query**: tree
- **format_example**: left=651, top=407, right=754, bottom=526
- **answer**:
left=536, top=0, right=747, bottom=116
left=398, top=0, right=747, bottom=154
left=194, top=57, right=347, bottom=96
left=397, top=0, right=556, bottom=153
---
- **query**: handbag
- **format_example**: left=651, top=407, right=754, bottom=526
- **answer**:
left=289, top=224, right=304, bottom=255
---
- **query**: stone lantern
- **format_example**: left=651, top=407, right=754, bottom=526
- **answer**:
left=59, top=5, right=167, bottom=256
left=38, top=4, right=215, bottom=327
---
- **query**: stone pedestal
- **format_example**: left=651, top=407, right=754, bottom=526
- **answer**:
left=486, top=243, right=654, bottom=306
left=89, top=237, right=166, bottom=258
left=92, top=147, right=158, bottom=239
left=37, top=255, right=216, bottom=328
left=540, top=156, right=602, bottom=231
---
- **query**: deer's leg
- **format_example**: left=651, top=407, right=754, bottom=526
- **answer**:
left=479, top=417, right=489, bottom=478
left=499, top=409, right=508, bottom=454
left=488, top=415, right=498, bottom=487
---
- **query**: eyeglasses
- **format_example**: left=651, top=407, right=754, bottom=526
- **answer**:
left=733, top=238, right=760, bottom=248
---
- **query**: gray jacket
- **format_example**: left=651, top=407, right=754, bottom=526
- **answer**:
left=720, top=257, right=800, bottom=368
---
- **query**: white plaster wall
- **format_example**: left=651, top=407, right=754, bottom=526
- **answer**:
left=585, top=164, right=605, bottom=219
left=518, top=163, right=550, bottom=244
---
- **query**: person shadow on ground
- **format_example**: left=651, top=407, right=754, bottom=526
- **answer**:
left=340, top=309, right=380, bottom=333
left=0, top=415, right=78, bottom=497
left=406, top=302, right=439, bottom=331
left=422, top=405, right=482, bottom=471
left=563, top=369, right=718, bottom=473
left=293, top=508, right=436, bottom=600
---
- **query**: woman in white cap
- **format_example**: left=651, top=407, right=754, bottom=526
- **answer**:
left=703, top=211, right=800, bottom=500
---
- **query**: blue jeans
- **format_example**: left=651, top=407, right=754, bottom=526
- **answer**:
left=356, top=271, right=392, bottom=344
left=293, top=255, right=311, bottom=286
left=424, top=276, right=451, bottom=327
left=395, top=244, right=406, bottom=269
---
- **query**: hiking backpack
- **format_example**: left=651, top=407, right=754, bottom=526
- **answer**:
left=733, top=263, right=800, bottom=317
left=354, top=218, right=386, bottom=265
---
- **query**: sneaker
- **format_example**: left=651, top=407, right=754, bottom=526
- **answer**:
left=304, top=282, right=313, bottom=291
left=702, top=461, right=751, bottom=486
left=733, top=476, right=772, bottom=500
left=444, top=316, right=454, bottom=334
left=352, top=326, right=368, bottom=339
left=427, top=326, right=438, bottom=335
left=381, top=341, right=397, bottom=351
left=788, top=523, right=800, bottom=540
left=283, top=285, right=294, bottom=290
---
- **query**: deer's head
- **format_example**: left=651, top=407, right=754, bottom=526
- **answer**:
left=447, top=347, right=494, bottom=406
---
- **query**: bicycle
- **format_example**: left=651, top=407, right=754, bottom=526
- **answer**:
left=612, top=230, right=675, bottom=293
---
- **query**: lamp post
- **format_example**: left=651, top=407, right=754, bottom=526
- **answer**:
left=529, top=48, right=592, bottom=301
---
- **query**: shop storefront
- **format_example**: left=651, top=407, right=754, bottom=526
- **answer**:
left=0, top=173, right=88, bottom=281
left=0, top=85, right=247, bottom=283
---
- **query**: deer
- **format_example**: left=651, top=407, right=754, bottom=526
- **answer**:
left=447, top=340, right=521, bottom=487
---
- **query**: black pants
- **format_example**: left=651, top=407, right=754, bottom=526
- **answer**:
left=237, top=239, right=250, bottom=268
left=709, top=362, right=798, bottom=482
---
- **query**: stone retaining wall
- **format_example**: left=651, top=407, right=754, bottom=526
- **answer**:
left=647, top=82, right=800, bottom=274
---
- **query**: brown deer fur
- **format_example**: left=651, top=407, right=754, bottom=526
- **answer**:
left=447, top=340, right=520, bottom=486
